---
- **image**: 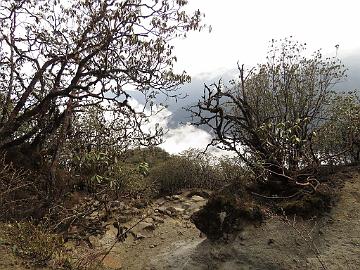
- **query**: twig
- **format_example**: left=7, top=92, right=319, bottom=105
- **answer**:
left=98, top=210, right=153, bottom=266
left=281, top=209, right=327, bottom=270
left=251, top=191, right=300, bottom=200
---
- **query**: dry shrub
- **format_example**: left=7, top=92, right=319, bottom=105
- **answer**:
left=0, top=221, right=63, bottom=266
left=0, top=154, right=41, bottom=220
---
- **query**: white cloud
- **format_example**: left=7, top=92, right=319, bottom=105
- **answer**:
left=128, top=98, right=235, bottom=157
left=160, top=123, right=212, bottom=154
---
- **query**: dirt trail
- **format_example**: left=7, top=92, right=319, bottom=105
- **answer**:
left=1, top=167, right=359, bottom=270
left=119, top=168, right=360, bottom=270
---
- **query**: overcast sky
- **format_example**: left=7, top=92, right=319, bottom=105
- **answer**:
left=173, top=0, right=360, bottom=77
left=157, top=0, right=360, bottom=155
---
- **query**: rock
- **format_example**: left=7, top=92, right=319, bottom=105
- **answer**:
left=155, top=206, right=167, bottom=214
left=144, top=217, right=154, bottom=223
left=111, top=201, right=127, bottom=210
left=182, top=202, right=192, bottom=209
left=137, top=221, right=156, bottom=231
left=117, top=215, right=132, bottom=223
left=167, top=206, right=185, bottom=216
left=267, top=238, right=275, bottom=245
left=88, top=235, right=100, bottom=248
left=135, top=233, right=146, bottom=240
left=90, top=211, right=99, bottom=218
left=149, top=244, right=157, bottom=248
left=171, top=195, right=181, bottom=200
left=191, top=195, right=206, bottom=202
left=153, top=216, right=165, bottom=223
left=187, top=190, right=211, bottom=198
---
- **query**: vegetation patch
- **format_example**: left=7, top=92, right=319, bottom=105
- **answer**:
left=0, top=222, right=63, bottom=266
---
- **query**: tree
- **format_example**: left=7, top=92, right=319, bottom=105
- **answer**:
left=0, top=0, right=204, bottom=169
left=190, top=38, right=346, bottom=190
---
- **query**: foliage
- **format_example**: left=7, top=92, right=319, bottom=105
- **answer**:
left=314, top=92, right=360, bottom=164
left=150, top=149, right=245, bottom=195
left=70, top=148, right=152, bottom=196
left=0, top=222, right=63, bottom=266
left=0, top=0, right=205, bottom=179
left=190, top=38, right=347, bottom=188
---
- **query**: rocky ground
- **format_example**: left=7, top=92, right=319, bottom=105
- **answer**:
left=0, top=167, right=359, bottom=270
left=87, top=191, right=209, bottom=270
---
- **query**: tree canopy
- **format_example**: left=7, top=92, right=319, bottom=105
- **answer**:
left=0, top=0, right=204, bottom=160
left=190, top=38, right=354, bottom=189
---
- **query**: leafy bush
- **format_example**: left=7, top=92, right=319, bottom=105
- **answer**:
left=70, top=149, right=154, bottom=197
left=314, top=92, right=360, bottom=164
left=150, top=149, right=245, bottom=195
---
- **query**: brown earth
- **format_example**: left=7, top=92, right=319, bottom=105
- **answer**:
left=0, top=166, right=359, bottom=270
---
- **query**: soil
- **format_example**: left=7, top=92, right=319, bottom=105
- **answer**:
left=0, top=166, right=359, bottom=270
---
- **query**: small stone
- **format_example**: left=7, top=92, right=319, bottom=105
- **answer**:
left=88, top=236, right=100, bottom=247
left=167, top=206, right=185, bottom=215
left=144, top=217, right=154, bottom=223
left=156, top=206, right=167, bottom=214
left=153, top=216, right=165, bottom=223
left=267, top=239, right=275, bottom=245
left=182, top=202, right=192, bottom=209
left=93, top=200, right=100, bottom=207
left=117, top=215, right=131, bottom=223
left=138, top=222, right=156, bottom=231
left=135, top=233, right=146, bottom=240
left=191, top=195, right=205, bottom=202
left=90, top=211, right=99, bottom=218
left=172, top=195, right=181, bottom=200
left=149, top=244, right=157, bottom=248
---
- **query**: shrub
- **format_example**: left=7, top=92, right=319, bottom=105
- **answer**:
left=149, top=149, right=245, bottom=195
left=0, top=154, right=42, bottom=220
left=314, top=92, right=360, bottom=164
left=0, top=222, right=63, bottom=266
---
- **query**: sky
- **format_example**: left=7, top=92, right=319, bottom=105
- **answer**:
left=154, top=0, right=360, bottom=155
left=173, top=0, right=360, bottom=77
